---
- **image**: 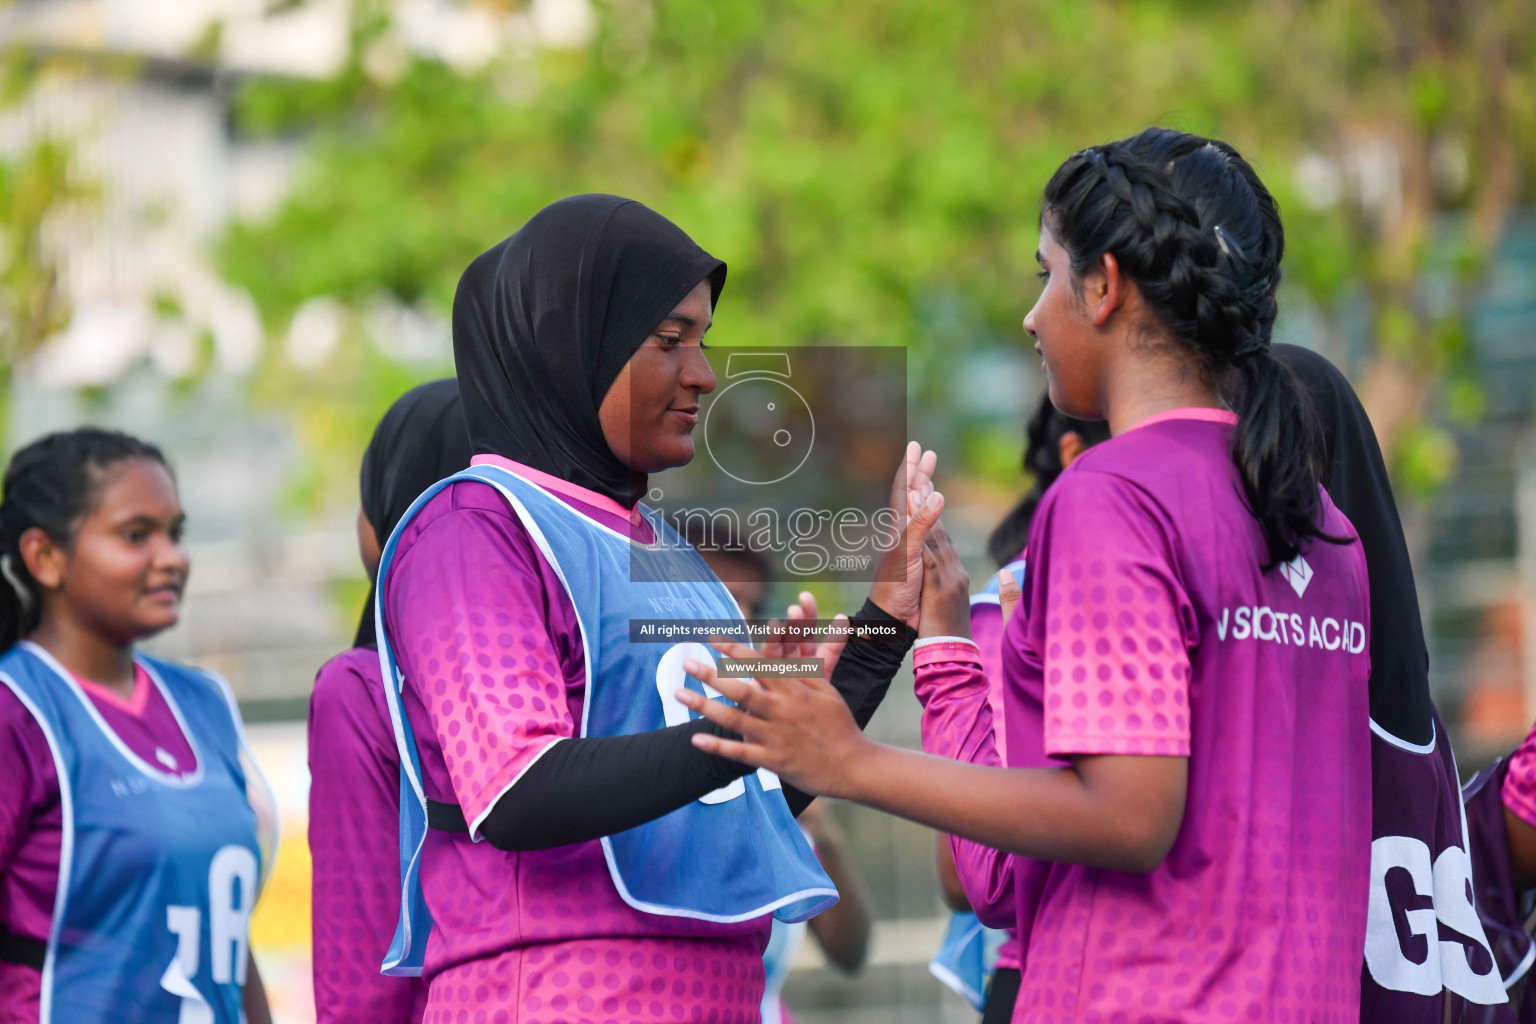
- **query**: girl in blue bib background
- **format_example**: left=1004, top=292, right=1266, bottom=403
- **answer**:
left=0, top=428, right=274, bottom=1024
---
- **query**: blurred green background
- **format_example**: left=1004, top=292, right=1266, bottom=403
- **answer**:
left=2, top=0, right=1534, bottom=1019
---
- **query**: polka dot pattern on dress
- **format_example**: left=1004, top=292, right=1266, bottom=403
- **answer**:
left=421, top=935, right=766, bottom=1024
left=996, top=431, right=1372, bottom=1024
left=381, top=482, right=772, bottom=1010
left=1040, top=552, right=1192, bottom=758
left=1502, top=720, right=1536, bottom=829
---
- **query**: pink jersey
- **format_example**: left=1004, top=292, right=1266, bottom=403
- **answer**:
left=1503, top=720, right=1536, bottom=830
left=917, top=409, right=1373, bottom=1024
left=0, top=664, right=200, bottom=1022
left=309, top=647, right=428, bottom=1023
left=382, top=455, right=768, bottom=1023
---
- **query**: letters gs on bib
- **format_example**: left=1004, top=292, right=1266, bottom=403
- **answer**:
left=1365, top=835, right=1504, bottom=1004
left=1216, top=606, right=1366, bottom=653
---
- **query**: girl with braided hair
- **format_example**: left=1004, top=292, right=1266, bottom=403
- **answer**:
left=0, top=428, right=274, bottom=1024
left=681, top=128, right=1375, bottom=1021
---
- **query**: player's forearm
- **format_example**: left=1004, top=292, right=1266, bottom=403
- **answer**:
left=804, top=828, right=872, bottom=972
left=1506, top=805, right=1536, bottom=892
left=783, top=598, right=915, bottom=815
left=243, top=953, right=273, bottom=1024
left=839, top=741, right=1187, bottom=873
left=478, top=720, right=752, bottom=851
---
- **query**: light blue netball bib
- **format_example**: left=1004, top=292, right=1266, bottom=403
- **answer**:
left=376, top=464, right=837, bottom=975
left=928, top=911, right=1007, bottom=1011
left=0, top=642, right=265, bottom=1024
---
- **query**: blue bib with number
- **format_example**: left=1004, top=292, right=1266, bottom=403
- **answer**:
left=376, top=464, right=837, bottom=976
left=0, top=642, right=264, bottom=1024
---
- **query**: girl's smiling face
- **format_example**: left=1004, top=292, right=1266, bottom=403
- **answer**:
left=25, top=458, right=190, bottom=646
left=1023, top=225, right=1110, bottom=423
left=598, top=278, right=719, bottom=475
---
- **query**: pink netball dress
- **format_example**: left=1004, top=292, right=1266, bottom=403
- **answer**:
left=308, top=647, right=429, bottom=1023
left=380, top=456, right=770, bottom=1024
left=917, top=409, right=1373, bottom=1023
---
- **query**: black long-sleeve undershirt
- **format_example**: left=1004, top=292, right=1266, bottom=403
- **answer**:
left=471, top=599, right=916, bottom=851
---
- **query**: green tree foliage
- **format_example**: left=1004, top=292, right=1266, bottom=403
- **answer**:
left=0, top=45, right=91, bottom=427
left=204, top=0, right=1528, bottom=503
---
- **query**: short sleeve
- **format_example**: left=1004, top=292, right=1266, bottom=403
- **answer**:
left=385, top=485, right=577, bottom=832
left=1503, top=719, right=1536, bottom=830
left=1031, top=471, right=1193, bottom=759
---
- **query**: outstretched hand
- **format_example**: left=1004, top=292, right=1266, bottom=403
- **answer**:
left=758, top=591, right=846, bottom=679
left=679, top=631, right=869, bottom=799
left=868, top=441, right=945, bottom=629
left=917, top=519, right=972, bottom=640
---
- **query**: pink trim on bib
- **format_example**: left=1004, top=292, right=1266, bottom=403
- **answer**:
left=471, top=454, right=645, bottom=526
left=74, top=665, right=151, bottom=716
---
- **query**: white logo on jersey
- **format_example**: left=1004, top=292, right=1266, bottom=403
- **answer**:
left=1364, top=835, right=1506, bottom=1004
left=1279, top=553, right=1313, bottom=598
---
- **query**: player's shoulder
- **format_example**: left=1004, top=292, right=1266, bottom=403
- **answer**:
left=1034, top=456, right=1159, bottom=522
left=311, top=647, right=386, bottom=719
left=407, top=478, right=519, bottom=529
left=314, top=647, right=383, bottom=692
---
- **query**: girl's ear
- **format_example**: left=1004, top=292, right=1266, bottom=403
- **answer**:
left=1058, top=431, right=1088, bottom=468
left=20, top=527, right=64, bottom=591
left=1088, top=251, right=1129, bottom=328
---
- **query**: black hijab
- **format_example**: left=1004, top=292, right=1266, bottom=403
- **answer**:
left=1272, top=344, right=1434, bottom=745
left=354, top=378, right=473, bottom=648
left=452, top=194, right=727, bottom=508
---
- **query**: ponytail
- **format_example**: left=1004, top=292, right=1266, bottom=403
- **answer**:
left=1229, top=350, right=1330, bottom=565
left=1041, top=127, right=1334, bottom=565
left=0, top=429, right=170, bottom=648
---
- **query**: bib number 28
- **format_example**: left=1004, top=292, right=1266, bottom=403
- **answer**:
left=160, top=845, right=258, bottom=1023
left=656, top=642, right=782, bottom=803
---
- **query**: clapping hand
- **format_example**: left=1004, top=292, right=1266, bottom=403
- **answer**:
left=868, top=442, right=945, bottom=629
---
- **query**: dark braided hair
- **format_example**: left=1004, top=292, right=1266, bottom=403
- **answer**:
left=987, top=393, right=1111, bottom=567
left=1042, top=127, right=1331, bottom=565
left=0, top=428, right=172, bottom=649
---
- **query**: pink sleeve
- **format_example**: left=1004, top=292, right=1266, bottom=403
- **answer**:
left=912, top=640, right=1015, bottom=929
left=969, top=603, right=1008, bottom=753
left=384, top=489, right=577, bottom=834
left=1033, top=472, right=1193, bottom=759
left=307, top=649, right=426, bottom=1024
left=1502, top=719, right=1536, bottom=829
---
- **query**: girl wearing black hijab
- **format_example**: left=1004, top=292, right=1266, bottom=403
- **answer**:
left=1270, top=344, right=1512, bottom=1023
left=369, top=195, right=938, bottom=1021
left=307, top=378, right=471, bottom=1024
